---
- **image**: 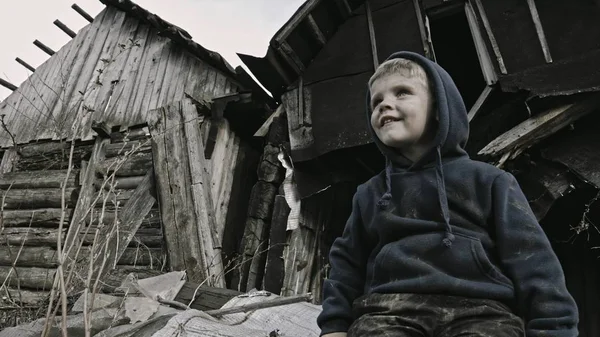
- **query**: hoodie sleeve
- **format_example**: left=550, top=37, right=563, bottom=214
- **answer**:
left=492, top=172, right=579, bottom=337
left=317, top=189, right=370, bottom=335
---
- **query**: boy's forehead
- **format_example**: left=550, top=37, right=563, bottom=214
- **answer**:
left=370, top=72, right=429, bottom=91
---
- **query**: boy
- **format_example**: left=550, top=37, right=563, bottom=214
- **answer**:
left=317, top=51, right=578, bottom=337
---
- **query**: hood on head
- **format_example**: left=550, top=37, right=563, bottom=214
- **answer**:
left=366, top=51, right=469, bottom=169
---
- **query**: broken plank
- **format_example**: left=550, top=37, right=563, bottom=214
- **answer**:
left=174, top=282, right=241, bottom=311
left=87, top=169, right=157, bottom=282
left=478, top=93, right=600, bottom=158
left=468, top=85, right=494, bottom=122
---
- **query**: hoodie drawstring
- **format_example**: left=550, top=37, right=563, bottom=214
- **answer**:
left=377, top=148, right=455, bottom=247
left=377, top=159, right=393, bottom=210
left=435, top=146, right=455, bottom=247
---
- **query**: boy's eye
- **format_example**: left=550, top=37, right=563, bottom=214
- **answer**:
left=396, top=89, right=409, bottom=97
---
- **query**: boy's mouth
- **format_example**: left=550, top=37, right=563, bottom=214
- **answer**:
left=380, top=116, right=401, bottom=127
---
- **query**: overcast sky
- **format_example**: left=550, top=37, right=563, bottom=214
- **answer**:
left=0, top=0, right=304, bottom=100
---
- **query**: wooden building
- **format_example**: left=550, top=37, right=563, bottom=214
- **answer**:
left=241, top=0, right=600, bottom=335
left=0, top=0, right=274, bottom=309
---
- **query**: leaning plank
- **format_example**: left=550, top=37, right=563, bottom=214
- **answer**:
left=0, top=170, right=78, bottom=189
left=85, top=169, right=157, bottom=284
left=280, top=226, right=318, bottom=297
left=0, top=187, right=77, bottom=209
left=0, top=266, right=56, bottom=290
left=479, top=93, right=600, bottom=158
left=263, top=195, right=291, bottom=294
left=149, top=100, right=223, bottom=286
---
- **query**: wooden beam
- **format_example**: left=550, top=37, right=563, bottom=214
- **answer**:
left=471, top=0, right=507, bottom=74
left=465, top=1, right=497, bottom=85
left=468, top=85, right=494, bottom=122
left=0, top=78, right=17, bottom=91
left=53, top=19, right=77, bottom=38
left=15, top=57, right=36, bottom=72
left=365, top=0, right=379, bottom=70
left=254, top=105, right=284, bottom=137
left=413, top=0, right=433, bottom=60
left=0, top=169, right=77, bottom=189
left=274, top=0, right=322, bottom=42
left=275, top=41, right=305, bottom=74
left=526, top=0, right=552, bottom=63
left=306, top=14, right=326, bottom=47
left=33, top=39, right=55, bottom=56
left=266, top=50, right=293, bottom=86
left=71, top=3, right=94, bottom=23
left=0, top=149, right=19, bottom=174
left=478, top=93, right=600, bottom=158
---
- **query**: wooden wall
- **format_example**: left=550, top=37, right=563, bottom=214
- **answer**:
left=0, top=5, right=238, bottom=148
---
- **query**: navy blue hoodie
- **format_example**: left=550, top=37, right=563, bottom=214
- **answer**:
left=317, top=52, right=578, bottom=336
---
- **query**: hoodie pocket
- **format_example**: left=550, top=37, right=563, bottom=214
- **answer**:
left=465, top=233, right=513, bottom=288
left=371, top=231, right=514, bottom=291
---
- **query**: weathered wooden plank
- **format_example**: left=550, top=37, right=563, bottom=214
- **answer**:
left=0, top=149, right=19, bottom=174
left=146, top=40, right=173, bottom=112
left=247, top=181, right=278, bottom=220
left=0, top=209, right=65, bottom=227
left=182, top=100, right=224, bottom=286
left=213, top=72, right=229, bottom=97
left=127, top=30, right=165, bottom=128
left=183, top=57, right=209, bottom=102
left=263, top=195, right=291, bottom=295
left=257, top=144, right=284, bottom=184
left=174, top=282, right=241, bottom=311
left=97, top=175, right=146, bottom=190
left=0, top=170, right=78, bottom=189
left=109, top=23, right=152, bottom=126
left=86, top=169, right=157, bottom=283
left=169, top=52, right=194, bottom=103
left=281, top=226, right=318, bottom=296
left=471, top=0, right=507, bottom=74
left=479, top=93, right=600, bottom=158
left=149, top=101, right=223, bottom=286
left=0, top=266, right=56, bottom=290
left=86, top=16, right=141, bottom=138
left=73, top=10, right=128, bottom=140
left=62, top=139, right=108, bottom=274
left=0, top=288, right=50, bottom=307
left=526, top=0, right=552, bottom=63
left=365, top=0, right=379, bottom=69
left=465, top=1, right=497, bottom=85
left=44, top=8, right=113, bottom=140
left=96, top=151, right=153, bottom=177
left=0, top=187, right=77, bottom=209
left=273, top=0, right=321, bottom=42
left=467, top=85, right=494, bottom=122
left=214, top=135, right=240, bottom=237
left=157, top=46, right=186, bottom=106
left=15, top=141, right=93, bottom=171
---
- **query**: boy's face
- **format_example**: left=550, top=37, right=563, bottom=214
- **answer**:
left=369, top=71, right=435, bottom=159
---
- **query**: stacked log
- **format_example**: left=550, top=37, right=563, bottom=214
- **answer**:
left=232, top=114, right=287, bottom=292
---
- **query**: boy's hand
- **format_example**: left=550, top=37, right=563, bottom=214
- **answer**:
left=321, top=333, right=347, bottom=337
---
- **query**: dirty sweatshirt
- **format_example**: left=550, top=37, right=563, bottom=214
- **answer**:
left=317, top=51, right=578, bottom=337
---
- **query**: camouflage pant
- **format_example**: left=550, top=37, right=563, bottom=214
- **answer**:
left=347, top=293, right=524, bottom=337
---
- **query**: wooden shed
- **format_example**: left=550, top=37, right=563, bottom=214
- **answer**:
left=241, top=0, right=600, bottom=335
left=0, top=0, right=274, bottom=308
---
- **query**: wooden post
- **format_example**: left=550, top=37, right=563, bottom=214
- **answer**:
left=0, top=149, right=19, bottom=174
left=33, top=40, right=55, bottom=56
left=15, top=58, right=36, bottom=72
left=0, top=78, right=17, bottom=91
left=149, top=100, right=224, bottom=286
left=464, top=1, right=498, bottom=85
left=468, top=85, right=494, bottom=122
left=72, top=4, right=94, bottom=23
left=53, top=19, right=77, bottom=38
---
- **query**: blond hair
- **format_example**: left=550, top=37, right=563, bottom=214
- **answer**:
left=368, top=58, right=429, bottom=89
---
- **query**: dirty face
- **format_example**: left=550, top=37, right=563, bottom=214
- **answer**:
left=369, top=72, right=435, bottom=162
